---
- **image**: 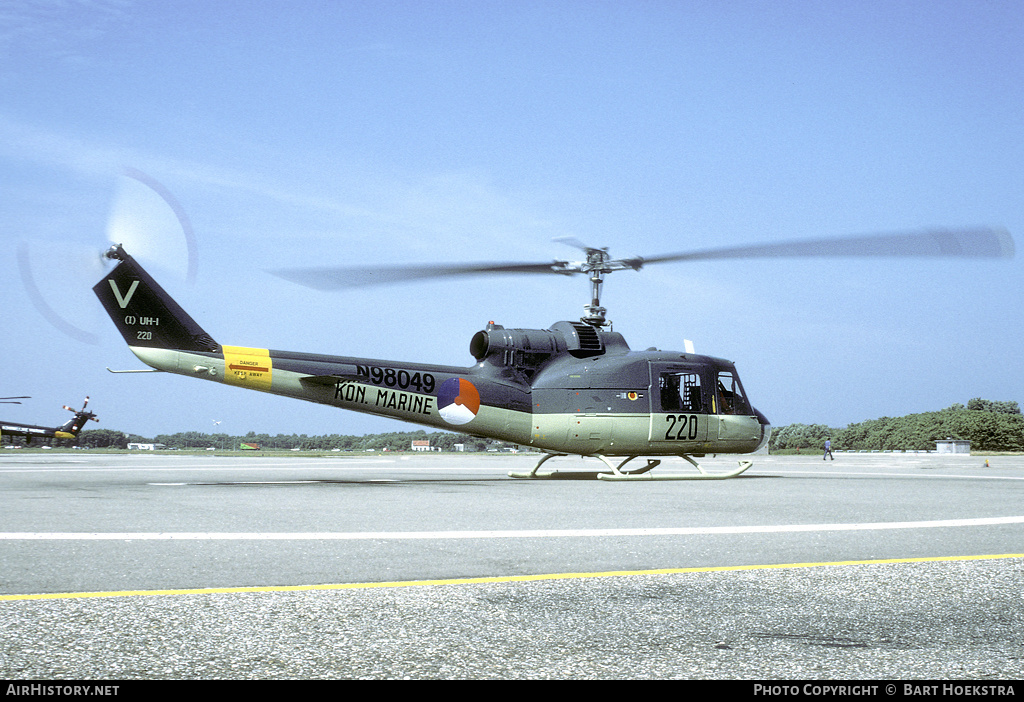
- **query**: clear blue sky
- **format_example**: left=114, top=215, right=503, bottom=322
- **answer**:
left=2, top=1, right=1022, bottom=439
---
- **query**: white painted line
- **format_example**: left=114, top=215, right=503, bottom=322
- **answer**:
left=0, top=462, right=522, bottom=475
left=145, top=479, right=400, bottom=485
left=1, top=516, right=1022, bottom=540
left=765, top=469, right=1024, bottom=480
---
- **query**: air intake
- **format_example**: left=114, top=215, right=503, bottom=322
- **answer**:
left=548, top=321, right=604, bottom=356
left=571, top=322, right=602, bottom=351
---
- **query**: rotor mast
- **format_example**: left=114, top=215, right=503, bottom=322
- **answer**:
left=572, top=242, right=644, bottom=328
left=582, top=247, right=610, bottom=327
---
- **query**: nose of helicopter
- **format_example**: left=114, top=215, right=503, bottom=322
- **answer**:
left=753, top=407, right=772, bottom=452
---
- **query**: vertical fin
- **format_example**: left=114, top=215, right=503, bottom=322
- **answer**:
left=93, top=245, right=219, bottom=353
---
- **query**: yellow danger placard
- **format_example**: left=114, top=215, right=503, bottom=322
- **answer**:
left=222, top=345, right=273, bottom=390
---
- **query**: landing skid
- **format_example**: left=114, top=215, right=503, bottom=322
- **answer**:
left=508, top=453, right=754, bottom=481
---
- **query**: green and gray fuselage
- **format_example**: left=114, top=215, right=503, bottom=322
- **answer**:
left=96, top=245, right=770, bottom=457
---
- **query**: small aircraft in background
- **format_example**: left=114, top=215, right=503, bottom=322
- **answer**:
left=0, top=397, right=98, bottom=446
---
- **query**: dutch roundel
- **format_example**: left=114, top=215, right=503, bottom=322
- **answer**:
left=437, top=378, right=480, bottom=425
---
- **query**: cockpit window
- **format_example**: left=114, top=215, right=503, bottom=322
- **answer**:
left=715, top=371, right=751, bottom=415
left=659, top=372, right=703, bottom=412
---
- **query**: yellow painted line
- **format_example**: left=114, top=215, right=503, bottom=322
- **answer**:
left=2, top=553, right=1021, bottom=602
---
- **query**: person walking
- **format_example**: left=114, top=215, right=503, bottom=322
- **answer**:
left=823, top=438, right=834, bottom=461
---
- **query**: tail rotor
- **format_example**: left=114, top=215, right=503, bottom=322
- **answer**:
left=19, top=167, right=198, bottom=345
left=63, top=396, right=99, bottom=433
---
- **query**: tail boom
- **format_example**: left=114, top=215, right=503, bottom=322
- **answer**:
left=94, top=248, right=532, bottom=443
left=122, top=343, right=532, bottom=442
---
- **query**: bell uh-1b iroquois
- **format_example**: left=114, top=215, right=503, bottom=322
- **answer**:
left=93, top=227, right=1013, bottom=480
left=1, top=397, right=98, bottom=446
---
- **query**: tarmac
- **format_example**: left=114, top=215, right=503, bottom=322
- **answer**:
left=1, top=451, right=1022, bottom=680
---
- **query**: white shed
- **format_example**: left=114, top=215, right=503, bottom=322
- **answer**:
left=934, top=439, right=971, bottom=454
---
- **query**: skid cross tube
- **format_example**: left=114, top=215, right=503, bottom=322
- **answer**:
left=598, top=455, right=754, bottom=481
left=508, top=453, right=754, bottom=481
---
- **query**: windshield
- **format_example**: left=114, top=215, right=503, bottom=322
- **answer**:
left=715, top=370, right=752, bottom=415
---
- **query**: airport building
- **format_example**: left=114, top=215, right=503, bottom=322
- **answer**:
left=934, top=439, right=971, bottom=454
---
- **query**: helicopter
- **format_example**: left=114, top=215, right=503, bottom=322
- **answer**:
left=1, top=397, right=98, bottom=446
left=93, top=227, right=1013, bottom=480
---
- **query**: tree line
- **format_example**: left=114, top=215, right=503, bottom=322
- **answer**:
left=49, top=428, right=498, bottom=453
left=11, top=397, right=1022, bottom=453
left=769, top=398, right=1024, bottom=453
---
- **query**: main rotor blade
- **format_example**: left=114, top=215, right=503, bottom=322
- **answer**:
left=632, top=227, right=1014, bottom=266
left=269, top=226, right=1012, bottom=291
left=269, top=260, right=577, bottom=290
